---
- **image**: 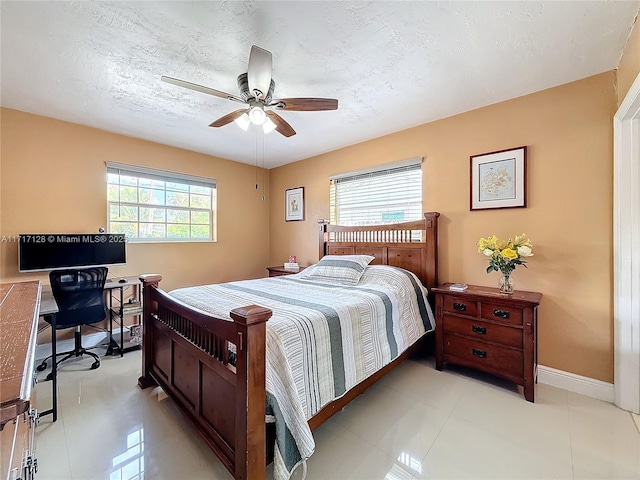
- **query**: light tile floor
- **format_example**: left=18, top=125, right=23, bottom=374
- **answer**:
left=35, top=348, right=640, bottom=480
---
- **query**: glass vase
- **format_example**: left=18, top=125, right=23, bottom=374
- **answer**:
left=499, top=273, right=514, bottom=294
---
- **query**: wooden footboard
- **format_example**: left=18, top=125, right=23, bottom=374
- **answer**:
left=137, top=274, right=272, bottom=480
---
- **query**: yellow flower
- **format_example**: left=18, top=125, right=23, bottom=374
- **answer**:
left=500, top=248, right=518, bottom=260
left=514, top=233, right=528, bottom=244
left=478, top=234, right=534, bottom=278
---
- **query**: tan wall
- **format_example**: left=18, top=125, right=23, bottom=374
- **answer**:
left=617, top=14, right=640, bottom=107
left=269, top=72, right=616, bottom=383
left=0, top=108, right=270, bottom=292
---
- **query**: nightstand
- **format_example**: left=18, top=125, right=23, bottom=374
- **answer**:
left=432, top=283, right=542, bottom=402
left=266, top=266, right=306, bottom=277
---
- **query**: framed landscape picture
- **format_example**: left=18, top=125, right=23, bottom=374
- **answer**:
left=470, top=146, right=527, bottom=210
left=285, top=186, right=304, bottom=221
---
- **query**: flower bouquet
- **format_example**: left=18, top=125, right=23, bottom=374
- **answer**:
left=477, top=234, right=533, bottom=293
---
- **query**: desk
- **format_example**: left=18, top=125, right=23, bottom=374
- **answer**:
left=40, top=276, right=142, bottom=354
left=38, top=276, right=142, bottom=421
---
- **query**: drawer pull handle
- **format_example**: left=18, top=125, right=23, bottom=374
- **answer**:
left=472, top=348, right=487, bottom=358
left=453, top=302, right=467, bottom=312
left=472, top=325, right=486, bottom=335
left=493, top=309, right=510, bottom=319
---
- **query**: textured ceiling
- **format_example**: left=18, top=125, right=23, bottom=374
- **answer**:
left=1, top=1, right=638, bottom=169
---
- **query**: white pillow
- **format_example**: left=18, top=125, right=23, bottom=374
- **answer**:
left=305, top=255, right=375, bottom=285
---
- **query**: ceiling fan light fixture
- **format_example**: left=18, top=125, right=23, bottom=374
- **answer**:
left=234, top=112, right=251, bottom=131
left=262, top=115, right=277, bottom=134
left=248, top=106, right=266, bottom=125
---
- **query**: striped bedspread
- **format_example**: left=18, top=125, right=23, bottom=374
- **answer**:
left=170, top=264, right=435, bottom=479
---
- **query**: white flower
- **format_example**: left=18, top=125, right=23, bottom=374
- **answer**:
left=517, top=245, right=533, bottom=257
left=483, top=248, right=494, bottom=257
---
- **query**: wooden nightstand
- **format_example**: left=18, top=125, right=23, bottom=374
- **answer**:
left=432, top=283, right=542, bottom=402
left=266, top=266, right=306, bottom=277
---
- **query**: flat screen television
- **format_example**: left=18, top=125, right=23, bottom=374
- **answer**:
left=18, top=234, right=126, bottom=272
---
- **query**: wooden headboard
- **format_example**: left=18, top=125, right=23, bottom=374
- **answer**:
left=318, top=212, right=440, bottom=290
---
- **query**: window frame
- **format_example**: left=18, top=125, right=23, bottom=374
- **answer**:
left=106, top=162, right=217, bottom=243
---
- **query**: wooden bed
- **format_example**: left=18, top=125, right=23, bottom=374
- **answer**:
left=137, top=212, right=439, bottom=479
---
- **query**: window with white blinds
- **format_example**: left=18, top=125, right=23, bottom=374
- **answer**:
left=330, top=158, right=423, bottom=226
left=106, top=162, right=217, bottom=242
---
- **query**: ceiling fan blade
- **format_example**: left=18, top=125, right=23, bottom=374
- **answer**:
left=162, top=76, right=244, bottom=104
left=247, top=45, right=273, bottom=101
left=209, top=109, right=247, bottom=128
left=269, top=97, right=338, bottom=111
left=266, top=110, right=296, bottom=137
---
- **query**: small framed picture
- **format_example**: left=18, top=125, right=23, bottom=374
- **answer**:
left=470, top=146, right=527, bottom=210
left=285, top=186, right=305, bottom=221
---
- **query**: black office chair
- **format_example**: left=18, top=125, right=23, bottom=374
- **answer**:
left=37, top=267, right=109, bottom=380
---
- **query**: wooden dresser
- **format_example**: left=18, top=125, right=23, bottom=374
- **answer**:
left=432, top=283, right=542, bottom=402
left=1, top=281, right=41, bottom=480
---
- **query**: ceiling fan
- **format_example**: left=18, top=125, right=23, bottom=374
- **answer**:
left=161, top=45, right=338, bottom=137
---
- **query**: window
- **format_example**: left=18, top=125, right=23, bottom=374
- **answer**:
left=106, top=162, right=216, bottom=242
left=330, top=158, right=422, bottom=226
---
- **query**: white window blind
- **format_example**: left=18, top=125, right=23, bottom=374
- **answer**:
left=330, top=158, right=423, bottom=226
left=106, top=162, right=217, bottom=242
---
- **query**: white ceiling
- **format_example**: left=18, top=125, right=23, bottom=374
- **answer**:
left=1, top=1, right=638, bottom=169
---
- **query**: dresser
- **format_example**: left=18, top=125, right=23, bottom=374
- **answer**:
left=432, top=283, right=542, bottom=402
left=1, top=281, right=41, bottom=480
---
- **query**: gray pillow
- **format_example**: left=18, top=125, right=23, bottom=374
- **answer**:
left=305, top=255, right=375, bottom=285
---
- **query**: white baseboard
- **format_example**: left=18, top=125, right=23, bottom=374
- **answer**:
left=538, top=365, right=615, bottom=403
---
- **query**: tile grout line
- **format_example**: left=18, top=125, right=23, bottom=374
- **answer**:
left=415, top=375, right=472, bottom=479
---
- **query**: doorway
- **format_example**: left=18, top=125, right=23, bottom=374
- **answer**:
left=614, top=72, right=640, bottom=414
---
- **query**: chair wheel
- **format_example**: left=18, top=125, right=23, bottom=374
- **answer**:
left=37, top=362, right=47, bottom=372
left=91, top=361, right=100, bottom=370
left=45, top=372, right=53, bottom=381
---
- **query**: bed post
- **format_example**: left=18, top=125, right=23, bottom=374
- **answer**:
left=318, top=219, right=329, bottom=260
left=137, top=274, right=163, bottom=389
left=423, top=212, right=440, bottom=289
left=230, top=305, right=272, bottom=480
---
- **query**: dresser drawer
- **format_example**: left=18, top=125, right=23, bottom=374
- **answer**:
left=442, top=315, right=522, bottom=349
left=269, top=271, right=288, bottom=277
left=443, top=296, right=478, bottom=317
left=480, top=302, right=523, bottom=326
left=443, top=334, right=524, bottom=379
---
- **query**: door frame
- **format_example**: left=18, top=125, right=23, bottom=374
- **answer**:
left=614, top=71, right=640, bottom=414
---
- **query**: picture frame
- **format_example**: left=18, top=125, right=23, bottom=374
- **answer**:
left=470, top=146, right=527, bottom=211
left=285, top=186, right=305, bottom=221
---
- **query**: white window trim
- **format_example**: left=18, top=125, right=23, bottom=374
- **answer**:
left=329, top=157, right=423, bottom=228
left=106, top=162, right=217, bottom=243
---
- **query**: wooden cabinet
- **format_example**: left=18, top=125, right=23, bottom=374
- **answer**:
left=1, top=281, right=41, bottom=480
left=432, top=283, right=542, bottom=402
left=266, top=266, right=306, bottom=277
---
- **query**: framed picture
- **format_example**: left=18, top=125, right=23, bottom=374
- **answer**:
left=285, top=186, right=305, bottom=221
left=470, top=146, right=527, bottom=210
